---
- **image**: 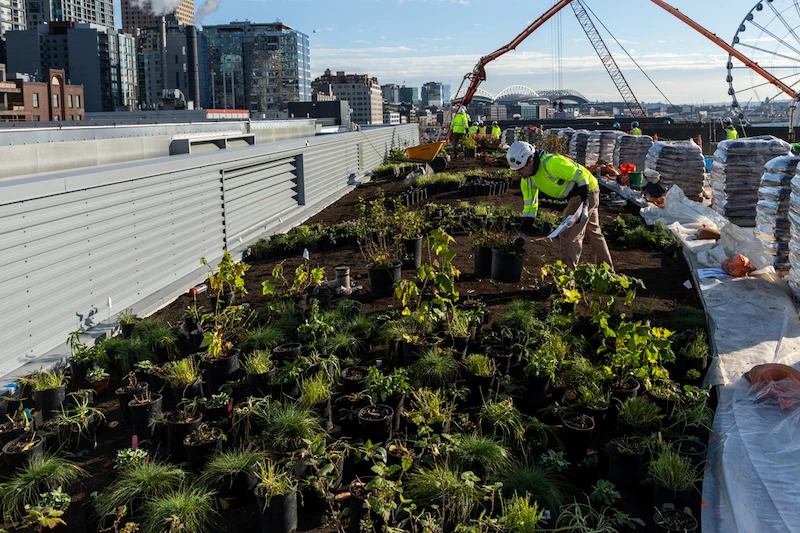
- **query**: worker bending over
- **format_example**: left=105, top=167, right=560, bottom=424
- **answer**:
left=630, top=121, right=642, bottom=136
left=469, top=122, right=479, bottom=135
left=723, top=117, right=738, bottom=140
left=491, top=121, right=501, bottom=138
left=507, top=141, right=613, bottom=270
left=478, top=122, right=487, bottom=135
left=450, top=107, right=469, bottom=156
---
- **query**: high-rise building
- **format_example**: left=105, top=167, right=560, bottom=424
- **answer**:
left=7, top=21, right=137, bottom=112
left=442, top=84, right=451, bottom=106
left=421, top=81, right=443, bottom=108
left=312, top=69, right=382, bottom=125
left=120, top=0, right=193, bottom=35
left=137, top=17, right=201, bottom=109
left=201, top=21, right=311, bottom=115
left=398, top=85, right=418, bottom=106
left=0, top=0, right=27, bottom=37
left=44, top=0, right=114, bottom=30
left=381, top=83, right=399, bottom=103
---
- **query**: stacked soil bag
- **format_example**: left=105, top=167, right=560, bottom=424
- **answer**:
left=614, top=134, right=654, bottom=172
left=646, top=139, right=706, bottom=197
left=568, top=130, right=591, bottom=166
left=585, top=130, right=619, bottom=167
left=755, top=155, right=800, bottom=273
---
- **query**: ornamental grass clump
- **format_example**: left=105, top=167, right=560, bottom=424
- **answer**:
left=95, top=460, right=186, bottom=517
left=451, top=434, right=510, bottom=475
left=465, top=354, right=497, bottom=377
left=649, top=448, right=699, bottom=491
left=410, top=348, right=459, bottom=388
left=141, top=486, right=217, bottom=533
left=618, top=397, right=662, bottom=427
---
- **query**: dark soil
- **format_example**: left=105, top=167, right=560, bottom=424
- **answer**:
left=115, top=382, right=146, bottom=395
left=358, top=405, right=391, bottom=421
left=564, top=413, right=594, bottom=430
left=657, top=509, right=698, bottom=530
left=5, top=436, right=39, bottom=453
left=341, top=367, right=368, bottom=380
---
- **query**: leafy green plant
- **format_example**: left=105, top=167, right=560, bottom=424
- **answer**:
left=479, top=399, right=524, bottom=442
left=242, top=350, right=273, bottom=375
left=590, top=480, right=621, bottom=506
left=538, top=450, right=570, bottom=473
left=499, top=494, right=544, bottom=533
left=522, top=345, right=558, bottom=382
left=357, top=192, right=401, bottom=268
left=410, top=348, right=459, bottom=388
left=261, top=261, right=325, bottom=298
left=132, top=319, right=178, bottom=360
left=405, top=466, right=497, bottom=526
left=117, top=309, right=138, bottom=326
left=86, top=366, right=110, bottom=383
left=682, top=330, right=710, bottom=360
left=599, top=320, right=675, bottom=388
left=115, top=448, right=149, bottom=470
left=451, top=434, right=510, bottom=475
left=408, top=388, right=455, bottom=427
left=0, top=455, right=85, bottom=520
left=262, top=403, right=323, bottom=454
left=465, top=355, right=496, bottom=377
left=254, top=460, right=295, bottom=507
left=140, top=486, right=217, bottom=533
left=649, top=448, right=699, bottom=490
left=67, top=329, right=105, bottom=367
left=542, top=261, right=643, bottom=313
left=618, top=397, right=662, bottom=427
left=575, top=383, right=610, bottom=410
left=202, top=250, right=249, bottom=299
left=299, top=372, right=332, bottom=406
left=95, top=461, right=186, bottom=517
left=368, top=367, right=411, bottom=404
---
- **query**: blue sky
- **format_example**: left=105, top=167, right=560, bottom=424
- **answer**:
left=179, top=0, right=799, bottom=104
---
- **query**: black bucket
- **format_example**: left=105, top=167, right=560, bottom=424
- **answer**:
left=255, top=488, right=298, bottom=533
left=185, top=436, right=223, bottom=472
left=166, top=413, right=202, bottom=463
left=34, top=386, right=65, bottom=421
left=115, top=383, right=148, bottom=424
left=359, top=405, right=393, bottom=445
left=560, top=412, right=594, bottom=460
left=606, top=438, right=644, bottom=489
left=366, top=262, right=402, bottom=298
left=128, top=394, right=163, bottom=439
left=402, top=238, right=423, bottom=270
left=473, top=245, right=493, bottom=278
left=247, top=371, right=273, bottom=397
left=203, top=353, right=240, bottom=394
left=490, top=248, right=524, bottom=283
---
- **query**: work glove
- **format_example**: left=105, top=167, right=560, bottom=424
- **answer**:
left=513, top=235, right=526, bottom=249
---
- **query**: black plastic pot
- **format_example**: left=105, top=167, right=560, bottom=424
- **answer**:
left=366, top=262, right=402, bottom=298
left=671, top=439, right=707, bottom=470
left=255, top=488, right=298, bottom=533
left=270, top=380, right=300, bottom=401
left=2, top=434, right=44, bottom=474
left=204, top=400, right=233, bottom=422
left=648, top=393, right=678, bottom=418
left=203, top=353, right=241, bottom=394
left=58, top=414, right=97, bottom=453
left=69, top=361, right=92, bottom=389
left=0, top=426, right=24, bottom=448
left=473, top=245, right=493, bottom=277
left=34, top=386, right=65, bottom=421
left=115, top=382, right=148, bottom=424
left=385, top=393, right=405, bottom=433
left=209, top=291, right=235, bottom=309
left=486, top=345, right=513, bottom=375
left=312, top=397, right=333, bottom=431
left=273, top=343, right=302, bottom=364
left=652, top=483, right=695, bottom=513
left=247, top=371, right=274, bottom=397
left=171, top=380, right=202, bottom=402
left=467, top=373, right=495, bottom=404
left=523, top=375, right=550, bottom=410
left=228, top=467, right=259, bottom=505
left=341, top=367, right=370, bottom=395
left=616, top=414, right=653, bottom=436
left=561, top=412, right=594, bottom=460
left=348, top=478, right=377, bottom=533
left=606, top=438, right=644, bottom=489
left=359, top=404, right=393, bottom=445
left=402, top=237, right=423, bottom=270
left=166, top=412, right=202, bottom=463
left=447, top=335, right=470, bottom=359
left=185, top=434, right=223, bottom=472
left=401, top=337, right=441, bottom=367
left=490, top=248, right=524, bottom=283
left=653, top=509, right=698, bottom=533
left=128, top=394, right=163, bottom=439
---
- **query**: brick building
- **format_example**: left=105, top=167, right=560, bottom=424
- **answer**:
left=0, top=65, right=84, bottom=121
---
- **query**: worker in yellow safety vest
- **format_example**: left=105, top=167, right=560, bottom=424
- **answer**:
left=468, top=122, right=479, bottom=135
left=723, top=117, right=738, bottom=140
left=630, top=121, right=642, bottom=136
left=491, top=121, right=501, bottom=137
left=507, top=141, right=613, bottom=270
left=478, top=122, right=487, bottom=135
left=450, top=106, right=470, bottom=155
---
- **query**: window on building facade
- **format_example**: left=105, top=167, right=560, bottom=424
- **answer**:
left=68, top=94, right=73, bottom=108
left=32, top=93, right=39, bottom=108
left=52, top=94, right=59, bottom=108
left=33, top=115, right=39, bottom=121
left=54, top=115, right=59, bottom=120
left=76, top=95, right=81, bottom=108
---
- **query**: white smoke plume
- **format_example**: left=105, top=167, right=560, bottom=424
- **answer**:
left=130, top=0, right=186, bottom=16
left=195, top=0, right=222, bottom=25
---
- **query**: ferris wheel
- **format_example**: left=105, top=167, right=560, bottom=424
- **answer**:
left=727, top=0, right=800, bottom=126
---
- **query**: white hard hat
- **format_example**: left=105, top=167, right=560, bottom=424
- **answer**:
left=723, top=117, right=733, bottom=125
left=507, top=141, right=535, bottom=171
left=492, top=121, right=498, bottom=125
left=644, top=168, right=661, bottom=183
left=459, top=106, right=467, bottom=113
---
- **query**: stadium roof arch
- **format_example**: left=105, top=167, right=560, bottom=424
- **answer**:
left=534, top=89, right=590, bottom=105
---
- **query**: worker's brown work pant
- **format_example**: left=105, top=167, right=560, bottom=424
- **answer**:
left=559, top=188, right=614, bottom=271
left=452, top=133, right=465, bottom=155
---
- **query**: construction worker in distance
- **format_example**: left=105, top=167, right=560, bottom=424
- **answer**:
left=630, top=121, right=642, bottom=136
left=450, top=106, right=469, bottom=156
left=491, top=121, right=501, bottom=138
left=468, top=121, right=479, bottom=136
left=723, top=117, right=738, bottom=140
left=478, top=121, right=487, bottom=135
left=613, top=122, right=621, bottom=131
left=507, top=141, right=614, bottom=270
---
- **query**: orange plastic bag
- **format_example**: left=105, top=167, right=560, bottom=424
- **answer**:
left=745, top=364, right=800, bottom=411
left=722, top=254, right=754, bottom=277
left=697, top=225, right=721, bottom=240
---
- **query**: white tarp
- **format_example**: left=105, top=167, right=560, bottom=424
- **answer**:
left=640, top=186, right=800, bottom=533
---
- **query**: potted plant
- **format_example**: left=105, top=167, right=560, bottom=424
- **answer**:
left=606, top=436, right=646, bottom=489
left=262, top=262, right=325, bottom=308
left=680, top=329, right=710, bottom=382
left=407, top=388, right=454, bottom=435
left=184, top=422, right=225, bottom=471
left=0, top=407, right=36, bottom=447
left=357, top=194, right=402, bottom=298
left=522, top=344, right=558, bottom=410
left=647, top=380, right=682, bottom=417
left=671, top=438, right=707, bottom=470
left=254, top=460, right=297, bottom=533
left=409, top=348, right=459, bottom=389
left=132, top=318, right=179, bottom=363
left=66, top=330, right=100, bottom=388
left=617, top=397, right=662, bottom=435
left=368, top=367, right=410, bottom=433
left=470, top=231, right=494, bottom=278
left=201, top=306, right=248, bottom=394
left=560, top=412, right=595, bottom=460
left=273, top=342, right=303, bottom=365
left=23, top=371, right=68, bottom=422
left=358, top=404, right=394, bottom=444
left=140, top=486, right=217, bottom=533
left=56, top=396, right=104, bottom=453
left=385, top=439, right=422, bottom=472
left=451, top=433, right=510, bottom=479
left=479, top=399, right=525, bottom=443
left=649, top=447, right=700, bottom=511
left=654, top=508, right=698, bottom=533
left=445, top=308, right=471, bottom=358
left=159, top=358, right=202, bottom=401
left=341, top=366, right=370, bottom=395
left=464, top=354, right=497, bottom=401
left=0, top=456, right=85, bottom=523
left=2, top=432, right=45, bottom=473
left=85, top=366, right=110, bottom=396
left=117, top=308, right=139, bottom=338
left=298, top=372, right=333, bottom=430
left=201, top=448, right=263, bottom=506
left=262, top=403, right=323, bottom=455
left=490, top=238, right=524, bottom=283
left=18, top=487, right=71, bottom=532
left=244, top=349, right=275, bottom=397
left=203, top=391, right=233, bottom=421
left=115, top=373, right=149, bottom=424
left=165, top=402, right=203, bottom=464
left=394, top=202, right=424, bottom=270
left=201, top=250, right=250, bottom=309
left=673, top=386, right=714, bottom=443
left=575, top=383, right=611, bottom=428
left=127, top=389, right=163, bottom=440
left=463, top=134, right=477, bottom=158
left=93, top=460, right=185, bottom=518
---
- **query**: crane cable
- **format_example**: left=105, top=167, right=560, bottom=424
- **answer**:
left=581, top=0, right=690, bottom=123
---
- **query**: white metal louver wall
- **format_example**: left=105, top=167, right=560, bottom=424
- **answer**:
left=0, top=124, right=419, bottom=379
